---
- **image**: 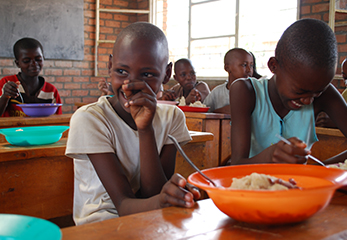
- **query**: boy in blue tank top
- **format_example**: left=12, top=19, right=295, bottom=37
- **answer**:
left=228, top=18, right=347, bottom=165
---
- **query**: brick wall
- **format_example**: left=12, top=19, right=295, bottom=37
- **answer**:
left=300, top=0, right=347, bottom=92
left=0, top=0, right=345, bottom=114
left=0, top=0, right=149, bottom=114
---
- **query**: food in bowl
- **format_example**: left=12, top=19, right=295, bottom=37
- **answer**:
left=327, top=160, right=347, bottom=170
left=189, top=101, right=206, bottom=107
left=188, top=164, right=347, bottom=224
left=229, top=172, right=300, bottom=190
left=177, top=96, right=207, bottom=107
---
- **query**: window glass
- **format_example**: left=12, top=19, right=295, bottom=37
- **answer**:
left=191, top=0, right=235, bottom=38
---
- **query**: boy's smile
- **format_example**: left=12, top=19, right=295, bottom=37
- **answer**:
left=15, top=47, right=44, bottom=78
left=269, top=59, right=334, bottom=115
left=108, top=36, right=170, bottom=115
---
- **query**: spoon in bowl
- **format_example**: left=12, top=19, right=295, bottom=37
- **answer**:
left=275, top=134, right=325, bottom=166
left=168, top=134, right=218, bottom=187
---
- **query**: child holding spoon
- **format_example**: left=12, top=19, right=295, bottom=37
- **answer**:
left=0, top=37, right=62, bottom=117
left=66, top=22, right=200, bottom=226
left=228, top=18, right=347, bottom=166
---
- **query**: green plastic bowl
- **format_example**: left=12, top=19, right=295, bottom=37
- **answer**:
left=0, top=214, right=61, bottom=240
left=0, top=126, right=69, bottom=146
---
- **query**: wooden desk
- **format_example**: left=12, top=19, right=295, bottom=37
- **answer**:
left=61, top=191, right=347, bottom=239
left=311, top=127, right=347, bottom=161
left=184, top=112, right=231, bottom=166
left=0, top=131, right=212, bottom=226
left=0, top=114, right=72, bottom=143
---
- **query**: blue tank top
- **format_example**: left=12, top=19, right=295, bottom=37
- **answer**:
left=249, top=77, right=318, bottom=158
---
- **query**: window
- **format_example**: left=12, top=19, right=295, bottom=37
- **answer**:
left=154, top=0, right=298, bottom=79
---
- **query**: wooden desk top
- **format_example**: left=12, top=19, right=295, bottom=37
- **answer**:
left=61, top=191, right=347, bottom=239
left=0, top=131, right=213, bottom=163
left=0, top=114, right=72, bottom=128
left=184, top=111, right=230, bottom=120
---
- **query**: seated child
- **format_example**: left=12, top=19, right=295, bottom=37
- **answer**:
left=203, top=48, right=253, bottom=113
left=228, top=18, right=347, bottom=165
left=65, top=22, right=200, bottom=226
left=0, top=37, right=62, bottom=117
left=160, top=58, right=210, bottom=104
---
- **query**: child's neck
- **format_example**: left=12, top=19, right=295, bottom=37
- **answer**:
left=268, top=78, right=289, bottom=119
left=18, top=73, right=41, bottom=96
left=111, top=98, right=137, bottom=130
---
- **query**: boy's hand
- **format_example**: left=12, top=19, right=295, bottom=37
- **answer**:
left=122, top=79, right=157, bottom=130
left=159, top=173, right=200, bottom=208
left=98, top=79, right=111, bottom=95
left=160, top=90, right=177, bottom=101
left=1, top=81, right=19, bottom=99
left=271, top=137, right=308, bottom=164
left=186, top=88, right=201, bottom=104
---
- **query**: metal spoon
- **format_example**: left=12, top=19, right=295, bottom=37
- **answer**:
left=168, top=134, right=218, bottom=187
left=275, top=134, right=326, bottom=166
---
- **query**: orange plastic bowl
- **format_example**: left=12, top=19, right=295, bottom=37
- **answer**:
left=188, top=164, right=347, bottom=225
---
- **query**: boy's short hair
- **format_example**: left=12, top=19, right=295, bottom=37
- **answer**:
left=13, top=37, right=44, bottom=60
left=115, top=22, right=169, bottom=62
left=275, top=18, right=337, bottom=71
left=224, top=48, right=250, bottom=64
left=174, top=58, right=193, bottom=74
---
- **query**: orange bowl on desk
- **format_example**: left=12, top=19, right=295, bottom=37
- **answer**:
left=188, top=164, right=347, bottom=225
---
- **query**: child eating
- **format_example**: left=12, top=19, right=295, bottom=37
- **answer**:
left=228, top=18, right=347, bottom=165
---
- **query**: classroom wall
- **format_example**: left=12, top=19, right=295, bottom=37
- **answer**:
left=300, top=0, right=347, bottom=91
left=0, top=0, right=345, bottom=114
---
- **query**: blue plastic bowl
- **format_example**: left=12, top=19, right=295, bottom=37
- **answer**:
left=0, top=214, right=61, bottom=240
left=0, top=126, right=69, bottom=146
left=17, top=103, right=62, bottom=117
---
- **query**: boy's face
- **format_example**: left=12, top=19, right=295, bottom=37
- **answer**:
left=225, top=51, right=253, bottom=82
left=15, top=47, right=44, bottom=78
left=109, top=36, right=171, bottom=113
left=271, top=57, right=334, bottom=111
left=173, top=62, right=196, bottom=92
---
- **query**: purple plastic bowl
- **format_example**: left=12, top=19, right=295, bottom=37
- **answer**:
left=17, top=103, right=62, bottom=117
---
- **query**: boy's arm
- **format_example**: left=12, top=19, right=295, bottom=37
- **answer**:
left=195, top=82, right=210, bottom=102
left=0, top=81, right=19, bottom=116
left=229, top=79, right=307, bottom=165
left=314, top=84, right=347, bottom=164
left=212, top=105, right=230, bottom=114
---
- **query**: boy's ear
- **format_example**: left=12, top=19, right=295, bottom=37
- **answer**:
left=14, top=59, right=20, bottom=68
left=108, top=54, right=113, bottom=76
left=267, top=57, right=278, bottom=73
left=163, top=62, right=173, bottom=84
left=224, top=63, right=229, bottom=72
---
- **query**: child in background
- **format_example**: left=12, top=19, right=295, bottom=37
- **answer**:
left=228, top=18, right=347, bottom=166
left=160, top=58, right=210, bottom=105
left=66, top=22, right=200, bottom=225
left=250, top=52, right=262, bottom=79
left=0, top=37, right=62, bottom=117
left=203, top=48, right=253, bottom=113
left=98, top=79, right=114, bottom=96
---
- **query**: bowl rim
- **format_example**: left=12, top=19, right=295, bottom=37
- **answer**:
left=16, top=103, right=62, bottom=108
left=188, top=164, right=347, bottom=193
left=0, top=125, right=69, bottom=135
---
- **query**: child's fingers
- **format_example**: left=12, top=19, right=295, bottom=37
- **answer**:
left=159, top=173, right=196, bottom=208
left=185, top=182, right=201, bottom=200
left=272, top=139, right=308, bottom=164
